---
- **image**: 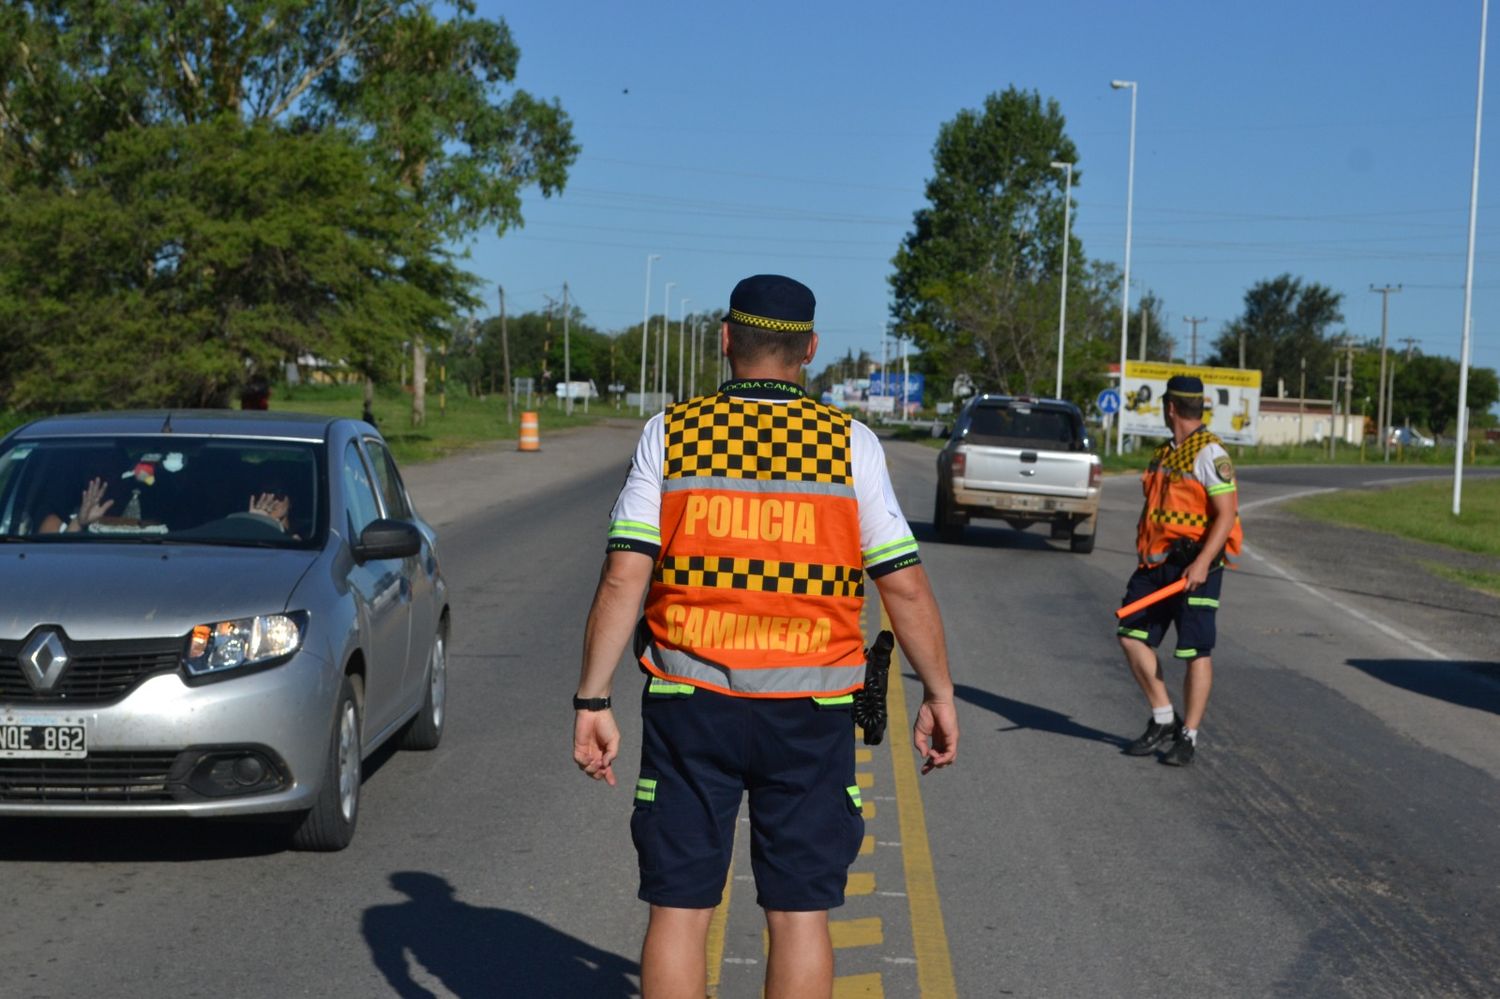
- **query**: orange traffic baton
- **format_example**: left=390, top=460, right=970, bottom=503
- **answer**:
left=1115, top=577, right=1188, bottom=620
left=518, top=411, right=540, bottom=452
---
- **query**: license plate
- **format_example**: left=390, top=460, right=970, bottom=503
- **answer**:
left=0, top=718, right=88, bottom=759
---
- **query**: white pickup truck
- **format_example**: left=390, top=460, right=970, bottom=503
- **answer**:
left=933, top=395, right=1102, bottom=553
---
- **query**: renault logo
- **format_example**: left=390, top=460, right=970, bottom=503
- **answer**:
left=19, top=630, right=70, bottom=692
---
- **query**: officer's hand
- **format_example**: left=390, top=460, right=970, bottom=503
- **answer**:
left=914, top=699, right=958, bottom=774
left=1183, top=558, right=1211, bottom=592
left=573, top=709, right=620, bottom=786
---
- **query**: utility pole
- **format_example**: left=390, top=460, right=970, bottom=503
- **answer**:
left=1238, top=329, right=1246, bottom=370
left=499, top=285, right=513, bottom=424
left=1298, top=356, right=1306, bottom=445
left=1184, top=316, right=1207, bottom=366
left=1327, top=351, right=1341, bottom=460
left=1399, top=336, right=1420, bottom=360
left=563, top=282, right=572, bottom=415
left=1138, top=304, right=1149, bottom=362
left=1343, top=337, right=1357, bottom=447
left=1371, top=284, right=1402, bottom=461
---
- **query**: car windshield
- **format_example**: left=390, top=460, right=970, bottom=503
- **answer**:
left=0, top=435, right=325, bottom=547
left=966, top=404, right=1080, bottom=448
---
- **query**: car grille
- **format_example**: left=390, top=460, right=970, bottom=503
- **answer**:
left=0, top=637, right=182, bottom=703
left=0, top=752, right=180, bottom=802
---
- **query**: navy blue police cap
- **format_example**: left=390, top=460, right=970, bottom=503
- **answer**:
left=1165, top=374, right=1204, bottom=399
left=724, top=274, right=815, bottom=333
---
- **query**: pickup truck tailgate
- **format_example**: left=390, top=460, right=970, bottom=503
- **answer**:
left=960, top=444, right=1092, bottom=497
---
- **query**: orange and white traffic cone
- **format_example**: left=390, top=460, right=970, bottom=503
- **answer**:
left=518, top=411, right=541, bottom=452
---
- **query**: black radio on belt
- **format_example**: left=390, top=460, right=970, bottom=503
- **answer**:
left=853, top=630, right=895, bottom=745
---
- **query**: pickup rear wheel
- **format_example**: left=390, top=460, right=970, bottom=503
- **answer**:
left=1069, top=530, right=1096, bottom=554
left=934, top=486, right=964, bottom=543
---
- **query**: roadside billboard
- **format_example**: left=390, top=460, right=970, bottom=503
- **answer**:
left=1119, top=362, right=1262, bottom=445
left=867, top=372, right=925, bottom=406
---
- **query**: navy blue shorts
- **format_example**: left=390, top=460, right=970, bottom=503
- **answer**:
left=631, top=677, right=864, bottom=911
left=1116, top=563, right=1224, bottom=660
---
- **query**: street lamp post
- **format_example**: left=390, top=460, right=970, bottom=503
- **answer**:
left=638, top=254, right=659, bottom=416
left=677, top=298, right=691, bottom=403
left=1455, top=0, right=1488, bottom=515
left=660, top=281, right=676, bottom=407
left=1050, top=160, right=1073, bottom=400
left=1111, top=79, right=1138, bottom=456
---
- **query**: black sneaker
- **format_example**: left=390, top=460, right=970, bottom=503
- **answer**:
left=1160, top=732, right=1196, bottom=767
left=1123, top=714, right=1182, bottom=756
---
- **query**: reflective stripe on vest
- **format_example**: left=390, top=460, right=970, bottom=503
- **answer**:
left=1136, top=427, right=1243, bottom=568
left=642, top=393, right=866, bottom=698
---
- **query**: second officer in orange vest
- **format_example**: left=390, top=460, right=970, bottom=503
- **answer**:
left=1117, top=374, right=1243, bottom=767
left=572, top=275, right=958, bottom=998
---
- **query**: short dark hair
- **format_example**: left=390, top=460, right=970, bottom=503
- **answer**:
left=1168, top=394, right=1204, bottom=420
left=726, top=322, right=813, bottom=368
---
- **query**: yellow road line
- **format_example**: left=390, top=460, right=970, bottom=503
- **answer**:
left=705, top=854, right=734, bottom=997
left=881, top=604, right=958, bottom=998
left=833, top=972, right=885, bottom=997
left=830, top=917, right=884, bottom=948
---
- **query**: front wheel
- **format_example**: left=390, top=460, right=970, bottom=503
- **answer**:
left=398, top=624, right=447, bottom=751
left=289, top=674, right=363, bottom=852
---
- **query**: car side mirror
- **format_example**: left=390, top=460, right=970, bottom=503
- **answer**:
left=354, top=518, right=421, bottom=562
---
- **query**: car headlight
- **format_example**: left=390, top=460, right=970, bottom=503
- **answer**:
left=184, top=612, right=308, bottom=677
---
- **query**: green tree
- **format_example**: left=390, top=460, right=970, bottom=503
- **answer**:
left=0, top=1, right=576, bottom=411
left=1391, top=354, right=1499, bottom=436
left=0, top=119, right=468, bottom=408
left=1208, top=275, right=1343, bottom=389
left=890, top=88, right=1084, bottom=396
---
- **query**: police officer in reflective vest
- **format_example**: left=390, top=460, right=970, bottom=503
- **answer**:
left=1117, top=374, right=1243, bottom=766
left=573, top=274, right=959, bottom=998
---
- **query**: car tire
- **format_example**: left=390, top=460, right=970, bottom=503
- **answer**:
left=934, top=486, right=964, bottom=543
left=398, top=623, right=447, bottom=752
left=289, top=674, right=362, bottom=852
left=1070, top=530, right=1096, bottom=554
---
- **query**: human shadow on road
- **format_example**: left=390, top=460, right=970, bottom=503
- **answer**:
left=362, top=871, right=639, bottom=998
left=950, top=680, right=1129, bottom=748
left=1346, top=659, right=1500, bottom=716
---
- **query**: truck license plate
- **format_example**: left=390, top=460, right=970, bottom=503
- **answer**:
left=0, top=720, right=87, bottom=758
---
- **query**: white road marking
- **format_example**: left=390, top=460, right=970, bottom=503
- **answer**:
left=1238, top=487, right=1336, bottom=514
left=1241, top=546, right=1447, bottom=661
left=1237, top=482, right=1449, bottom=660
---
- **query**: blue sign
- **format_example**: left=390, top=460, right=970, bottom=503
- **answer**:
left=1097, top=388, right=1121, bottom=415
left=868, top=372, right=925, bottom=404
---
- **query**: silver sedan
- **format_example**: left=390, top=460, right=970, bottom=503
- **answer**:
left=0, top=410, right=449, bottom=851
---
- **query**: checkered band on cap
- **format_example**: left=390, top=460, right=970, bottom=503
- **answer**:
left=655, top=555, right=864, bottom=598
left=726, top=308, right=815, bottom=333
left=663, top=396, right=852, bottom=483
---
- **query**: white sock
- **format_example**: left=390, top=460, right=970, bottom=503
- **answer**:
left=1183, top=728, right=1199, bottom=744
left=1152, top=705, right=1176, bottom=725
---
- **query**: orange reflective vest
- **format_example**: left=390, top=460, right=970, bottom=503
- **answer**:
left=641, top=392, right=866, bottom=698
left=1136, top=426, right=1242, bottom=569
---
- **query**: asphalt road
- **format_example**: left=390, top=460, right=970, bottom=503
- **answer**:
left=3, top=428, right=1498, bottom=998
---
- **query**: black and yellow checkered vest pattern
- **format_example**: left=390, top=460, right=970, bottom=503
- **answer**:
left=641, top=392, right=867, bottom=698
left=663, top=394, right=854, bottom=483
left=1136, top=426, right=1242, bottom=567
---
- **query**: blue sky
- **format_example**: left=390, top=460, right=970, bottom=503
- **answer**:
left=465, top=0, right=1499, bottom=396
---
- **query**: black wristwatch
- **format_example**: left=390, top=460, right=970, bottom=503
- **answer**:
left=572, top=695, right=612, bottom=711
